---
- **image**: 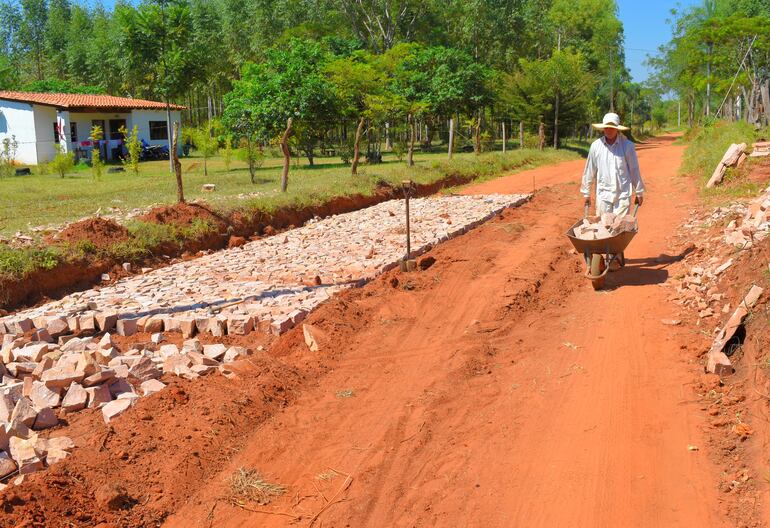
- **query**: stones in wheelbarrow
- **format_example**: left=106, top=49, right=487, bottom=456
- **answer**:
left=574, top=212, right=637, bottom=241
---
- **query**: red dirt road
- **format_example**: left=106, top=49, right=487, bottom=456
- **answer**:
left=161, top=135, right=728, bottom=528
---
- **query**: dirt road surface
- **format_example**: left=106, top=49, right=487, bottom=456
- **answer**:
left=160, top=135, right=728, bottom=528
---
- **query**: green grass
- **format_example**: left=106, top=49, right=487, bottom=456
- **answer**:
left=0, top=147, right=578, bottom=237
left=678, top=121, right=769, bottom=202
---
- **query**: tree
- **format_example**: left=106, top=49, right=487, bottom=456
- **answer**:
left=326, top=51, right=386, bottom=174
left=504, top=49, right=594, bottom=147
left=221, top=135, right=234, bottom=172
left=190, top=123, right=219, bottom=176
left=223, top=38, right=337, bottom=191
left=236, top=137, right=264, bottom=182
left=337, top=0, right=426, bottom=53
left=117, top=0, right=198, bottom=170
left=19, top=0, right=48, bottom=80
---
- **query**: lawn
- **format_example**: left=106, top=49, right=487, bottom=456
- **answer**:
left=0, top=147, right=579, bottom=236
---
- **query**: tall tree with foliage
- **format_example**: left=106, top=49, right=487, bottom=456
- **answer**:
left=223, top=38, right=337, bottom=190
left=117, top=0, right=199, bottom=169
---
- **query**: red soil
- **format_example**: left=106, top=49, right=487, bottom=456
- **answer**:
left=139, top=201, right=228, bottom=230
left=0, top=135, right=747, bottom=527
left=46, top=217, right=130, bottom=248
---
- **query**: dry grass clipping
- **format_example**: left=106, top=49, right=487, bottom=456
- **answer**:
left=228, top=467, right=286, bottom=505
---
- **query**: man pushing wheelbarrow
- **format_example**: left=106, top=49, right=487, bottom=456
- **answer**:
left=566, top=112, right=645, bottom=290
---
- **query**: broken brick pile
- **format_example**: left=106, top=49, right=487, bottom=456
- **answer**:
left=0, top=195, right=529, bottom=342
left=573, top=212, right=637, bottom=241
left=0, top=330, right=250, bottom=486
left=666, top=190, right=770, bottom=375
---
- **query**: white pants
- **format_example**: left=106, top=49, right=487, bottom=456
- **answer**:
left=597, top=197, right=630, bottom=216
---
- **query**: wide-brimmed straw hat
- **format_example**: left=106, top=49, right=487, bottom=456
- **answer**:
left=592, top=112, right=629, bottom=131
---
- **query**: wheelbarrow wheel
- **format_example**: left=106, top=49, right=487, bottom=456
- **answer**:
left=590, top=254, right=606, bottom=290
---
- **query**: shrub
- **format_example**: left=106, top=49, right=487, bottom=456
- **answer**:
left=90, top=125, right=104, bottom=180
left=120, top=124, right=141, bottom=175
left=0, top=136, right=18, bottom=178
left=50, top=144, right=74, bottom=178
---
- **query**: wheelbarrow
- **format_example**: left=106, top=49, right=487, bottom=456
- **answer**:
left=565, top=204, right=640, bottom=290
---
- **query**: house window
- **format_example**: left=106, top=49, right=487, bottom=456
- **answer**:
left=109, top=119, right=126, bottom=140
left=70, top=122, right=78, bottom=143
left=149, top=121, right=168, bottom=140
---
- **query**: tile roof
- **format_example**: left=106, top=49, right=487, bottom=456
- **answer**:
left=0, top=91, right=185, bottom=110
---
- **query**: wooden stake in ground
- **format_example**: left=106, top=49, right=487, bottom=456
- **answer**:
left=172, top=122, right=184, bottom=203
left=280, top=117, right=293, bottom=192
left=351, top=116, right=365, bottom=175
left=519, top=121, right=524, bottom=149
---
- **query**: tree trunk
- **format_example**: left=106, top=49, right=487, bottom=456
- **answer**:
left=538, top=122, right=545, bottom=151
left=761, top=79, right=770, bottom=127
left=519, top=121, right=524, bottom=149
left=172, top=122, right=184, bottom=203
left=447, top=117, right=454, bottom=160
left=473, top=116, right=481, bottom=154
left=280, top=117, right=293, bottom=192
left=407, top=114, right=416, bottom=166
left=385, top=122, right=391, bottom=151
left=351, top=116, right=365, bottom=175
left=502, top=121, right=506, bottom=153
left=553, top=92, right=560, bottom=148
left=166, top=102, right=174, bottom=172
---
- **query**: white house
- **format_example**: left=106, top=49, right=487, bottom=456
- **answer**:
left=0, top=91, right=185, bottom=165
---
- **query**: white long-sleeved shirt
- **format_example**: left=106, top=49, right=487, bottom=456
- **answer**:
left=580, top=135, right=645, bottom=203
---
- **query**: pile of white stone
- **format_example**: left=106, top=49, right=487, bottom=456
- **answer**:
left=0, top=330, right=251, bottom=483
left=0, top=194, right=529, bottom=343
left=573, top=212, right=637, bottom=241
left=721, top=188, right=770, bottom=249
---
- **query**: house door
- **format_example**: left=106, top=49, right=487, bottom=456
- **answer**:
left=109, top=119, right=126, bottom=140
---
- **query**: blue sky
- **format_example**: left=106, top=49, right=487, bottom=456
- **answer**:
left=618, top=0, right=702, bottom=83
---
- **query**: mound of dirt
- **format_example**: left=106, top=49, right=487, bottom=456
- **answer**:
left=139, top=202, right=227, bottom=231
left=48, top=217, right=130, bottom=248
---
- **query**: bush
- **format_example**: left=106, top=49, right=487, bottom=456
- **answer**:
left=49, top=145, right=74, bottom=178
left=338, top=141, right=354, bottom=165
left=0, top=245, right=60, bottom=278
left=0, top=136, right=18, bottom=178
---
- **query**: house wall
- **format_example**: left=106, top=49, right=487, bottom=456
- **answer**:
left=0, top=100, right=39, bottom=165
left=131, top=109, right=183, bottom=152
left=68, top=109, right=182, bottom=158
left=33, top=105, right=58, bottom=163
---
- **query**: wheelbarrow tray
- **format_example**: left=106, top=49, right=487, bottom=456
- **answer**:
left=565, top=217, right=637, bottom=255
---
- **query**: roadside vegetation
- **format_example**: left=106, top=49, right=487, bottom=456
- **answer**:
left=679, top=121, right=769, bottom=199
